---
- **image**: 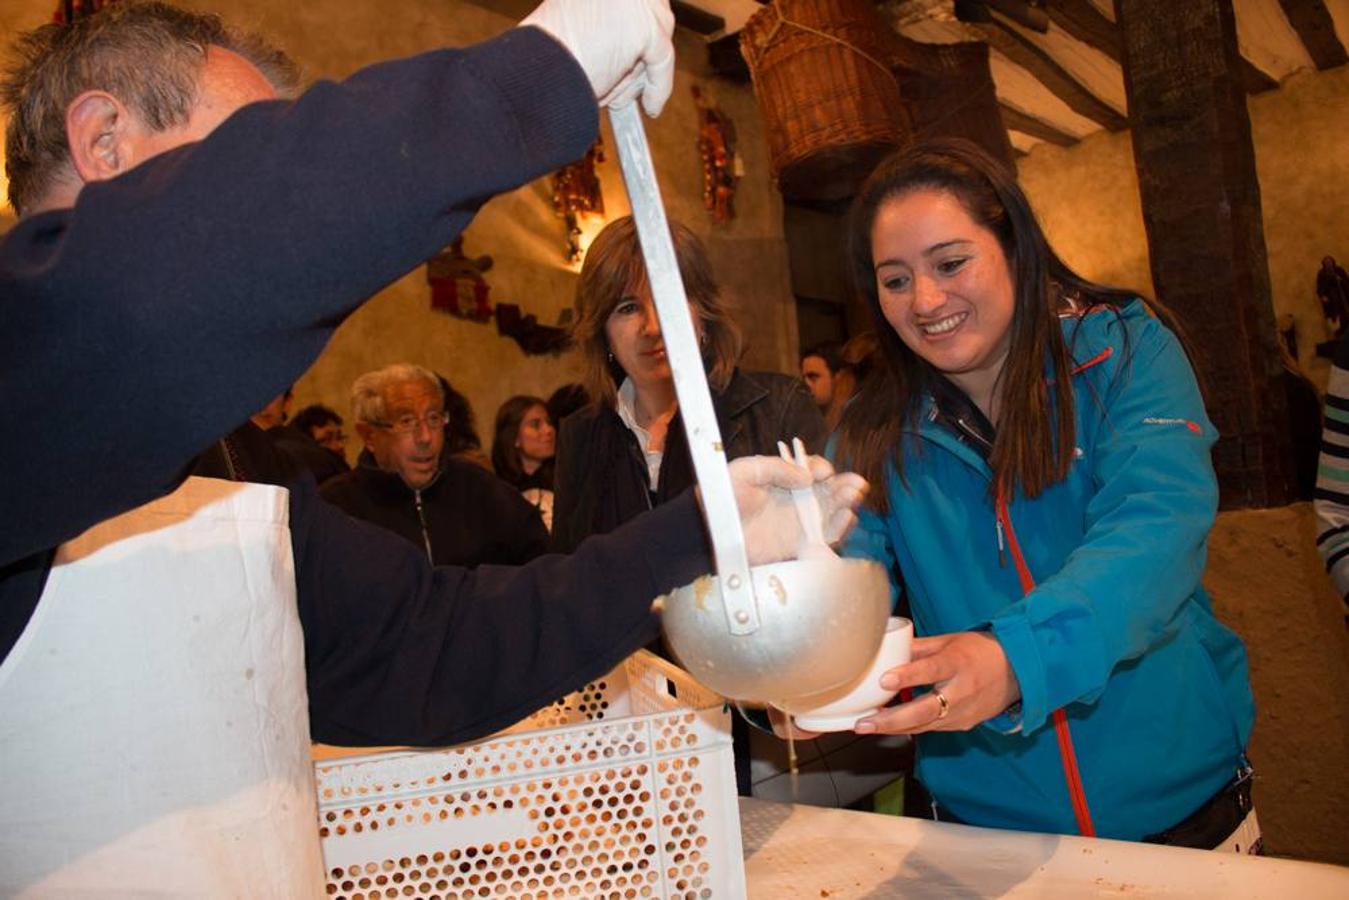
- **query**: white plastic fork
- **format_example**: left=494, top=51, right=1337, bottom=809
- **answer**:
left=777, top=437, right=835, bottom=559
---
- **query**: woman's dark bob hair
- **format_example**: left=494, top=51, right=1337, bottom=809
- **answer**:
left=570, top=215, right=743, bottom=410
left=835, top=139, right=1172, bottom=510
left=491, top=394, right=552, bottom=490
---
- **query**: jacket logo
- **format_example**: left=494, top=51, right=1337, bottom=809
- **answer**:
left=1142, top=416, right=1202, bottom=434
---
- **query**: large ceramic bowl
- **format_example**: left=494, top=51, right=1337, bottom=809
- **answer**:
left=659, top=557, right=890, bottom=705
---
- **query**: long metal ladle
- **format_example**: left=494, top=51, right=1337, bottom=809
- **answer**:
left=610, top=104, right=890, bottom=705
left=610, top=102, right=760, bottom=636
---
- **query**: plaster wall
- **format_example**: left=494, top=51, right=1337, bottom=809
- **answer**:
left=1017, top=62, right=1349, bottom=388
left=0, top=0, right=797, bottom=463
left=1015, top=128, right=1155, bottom=302
left=1204, top=503, right=1349, bottom=865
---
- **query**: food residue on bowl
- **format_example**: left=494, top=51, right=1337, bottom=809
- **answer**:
left=692, top=575, right=714, bottom=610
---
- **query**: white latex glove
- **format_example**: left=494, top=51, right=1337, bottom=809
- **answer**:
left=715, top=455, right=868, bottom=566
left=522, top=0, right=675, bottom=117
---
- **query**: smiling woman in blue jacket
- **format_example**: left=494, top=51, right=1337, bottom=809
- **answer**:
left=828, top=140, right=1258, bottom=850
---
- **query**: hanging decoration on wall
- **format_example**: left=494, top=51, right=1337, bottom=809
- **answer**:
left=693, top=85, right=741, bottom=225
left=495, top=303, right=571, bottom=356
left=426, top=238, right=494, bottom=322
left=551, top=138, right=606, bottom=263
left=425, top=238, right=569, bottom=356
left=52, top=0, right=116, bottom=24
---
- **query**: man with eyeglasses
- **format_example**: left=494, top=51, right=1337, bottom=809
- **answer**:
left=323, top=364, right=548, bottom=566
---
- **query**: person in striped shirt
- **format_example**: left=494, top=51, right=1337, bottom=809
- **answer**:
left=1314, top=333, right=1349, bottom=614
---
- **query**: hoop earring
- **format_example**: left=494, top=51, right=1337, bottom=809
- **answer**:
left=607, top=350, right=615, bottom=363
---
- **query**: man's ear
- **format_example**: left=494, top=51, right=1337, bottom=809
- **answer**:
left=65, top=90, right=136, bottom=184
left=354, top=421, right=377, bottom=450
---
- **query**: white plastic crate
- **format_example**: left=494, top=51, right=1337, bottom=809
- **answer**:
left=313, top=651, right=746, bottom=899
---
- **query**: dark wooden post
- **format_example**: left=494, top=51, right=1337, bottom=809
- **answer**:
left=1117, top=0, right=1294, bottom=508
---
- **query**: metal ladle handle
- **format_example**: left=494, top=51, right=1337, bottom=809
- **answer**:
left=609, top=102, right=760, bottom=635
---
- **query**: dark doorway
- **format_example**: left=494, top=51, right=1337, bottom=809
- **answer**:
left=796, top=295, right=848, bottom=356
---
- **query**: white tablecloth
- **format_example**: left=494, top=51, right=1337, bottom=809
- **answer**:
left=740, top=797, right=1349, bottom=898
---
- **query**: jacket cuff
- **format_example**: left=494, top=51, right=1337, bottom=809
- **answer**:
left=984, top=701, right=1024, bottom=735
left=635, top=491, right=713, bottom=596
left=989, top=611, right=1049, bottom=734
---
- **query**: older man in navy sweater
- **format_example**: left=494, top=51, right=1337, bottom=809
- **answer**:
left=0, top=1, right=864, bottom=890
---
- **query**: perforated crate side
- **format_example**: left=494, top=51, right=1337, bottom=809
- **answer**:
left=621, top=652, right=725, bottom=719
left=512, top=666, right=636, bottom=733
left=313, top=653, right=746, bottom=899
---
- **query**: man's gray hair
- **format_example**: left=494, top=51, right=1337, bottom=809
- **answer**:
left=351, top=363, right=445, bottom=426
left=2, top=0, right=299, bottom=215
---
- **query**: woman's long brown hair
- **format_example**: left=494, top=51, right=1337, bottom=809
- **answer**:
left=835, top=139, right=1186, bottom=512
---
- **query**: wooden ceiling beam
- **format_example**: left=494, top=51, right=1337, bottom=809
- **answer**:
left=671, top=0, right=725, bottom=36
left=1117, top=0, right=1293, bottom=505
left=979, top=13, right=1130, bottom=130
left=1045, top=0, right=1122, bottom=61
left=999, top=103, right=1081, bottom=146
left=1277, top=0, right=1349, bottom=70
left=1240, top=56, right=1280, bottom=93
left=707, top=30, right=751, bottom=81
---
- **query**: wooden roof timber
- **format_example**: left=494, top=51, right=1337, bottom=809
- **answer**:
left=976, top=0, right=1285, bottom=143
left=1239, top=55, right=1280, bottom=93
left=1276, top=0, right=1348, bottom=70
left=683, top=0, right=1314, bottom=153
left=999, top=103, right=1081, bottom=146
left=671, top=0, right=726, bottom=36
left=1045, top=0, right=1122, bottom=61
left=977, top=11, right=1130, bottom=131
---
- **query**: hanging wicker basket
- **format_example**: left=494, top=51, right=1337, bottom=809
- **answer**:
left=740, top=0, right=909, bottom=203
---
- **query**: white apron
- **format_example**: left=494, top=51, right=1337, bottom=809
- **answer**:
left=0, top=477, right=325, bottom=896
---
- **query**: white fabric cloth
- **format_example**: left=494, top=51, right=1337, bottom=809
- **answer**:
left=0, top=477, right=324, bottom=897
left=615, top=376, right=666, bottom=491
left=521, top=487, right=555, bottom=532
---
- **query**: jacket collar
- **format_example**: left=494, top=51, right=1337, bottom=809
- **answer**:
left=712, top=369, right=762, bottom=447
left=611, top=368, right=763, bottom=448
left=908, top=328, right=1118, bottom=478
left=354, top=449, right=442, bottom=498
left=911, top=394, right=993, bottom=477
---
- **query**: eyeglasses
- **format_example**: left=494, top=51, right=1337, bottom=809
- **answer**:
left=371, top=411, right=449, bottom=434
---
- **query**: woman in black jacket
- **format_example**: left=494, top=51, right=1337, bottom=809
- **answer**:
left=492, top=394, right=557, bottom=530
left=552, top=215, right=826, bottom=555
left=552, top=216, right=825, bottom=797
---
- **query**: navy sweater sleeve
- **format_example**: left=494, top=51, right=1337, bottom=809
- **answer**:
left=289, top=474, right=710, bottom=746
left=0, top=27, right=597, bottom=569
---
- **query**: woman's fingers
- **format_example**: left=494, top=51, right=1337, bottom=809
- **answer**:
left=879, top=645, right=953, bottom=692
left=857, top=632, right=1021, bottom=735
left=909, top=634, right=954, bottom=659
left=855, top=691, right=951, bottom=735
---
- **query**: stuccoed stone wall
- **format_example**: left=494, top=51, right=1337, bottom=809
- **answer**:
left=1018, top=62, right=1349, bottom=389
left=0, top=0, right=798, bottom=463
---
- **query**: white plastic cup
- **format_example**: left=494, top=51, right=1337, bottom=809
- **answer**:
left=779, top=616, right=913, bottom=732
